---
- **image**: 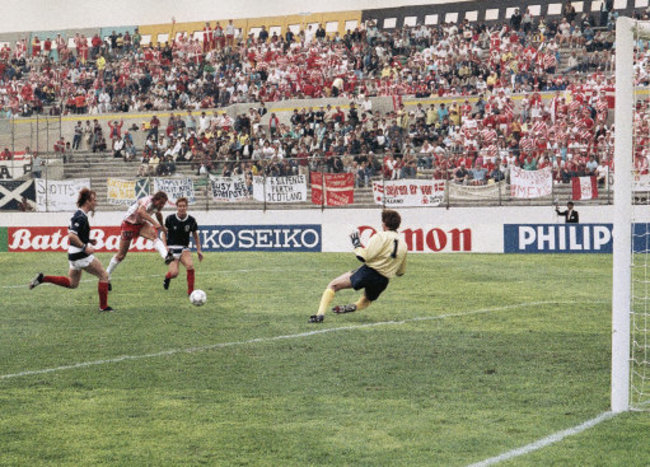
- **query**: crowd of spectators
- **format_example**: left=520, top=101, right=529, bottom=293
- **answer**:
left=1, top=2, right=648, bottom=118
left=1, top=2, right=649, bottom=189
left=90, top=75, right=649, bottom=191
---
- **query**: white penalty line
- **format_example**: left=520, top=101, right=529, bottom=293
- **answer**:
left=0, top=300, right=599, bottom=381
left=467, top=411, right=617, bottom=467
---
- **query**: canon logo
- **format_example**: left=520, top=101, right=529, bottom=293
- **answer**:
left=358, top=226, right=472, bottom=252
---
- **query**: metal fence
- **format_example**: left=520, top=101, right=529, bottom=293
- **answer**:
left=0, top=115, right=62, bottom=155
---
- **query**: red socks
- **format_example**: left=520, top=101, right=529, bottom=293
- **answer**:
left=98, top=281, right=109, bottom=309
left=187, top=269, right=195, bottom=295
left=43, top=276, right=71, bottom=288
left=42, top=276, right=110, bottom=310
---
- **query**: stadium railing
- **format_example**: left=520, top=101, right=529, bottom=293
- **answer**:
left=0, top=151, right=614, bottom=212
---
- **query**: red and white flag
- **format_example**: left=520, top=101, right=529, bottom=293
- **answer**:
left=311, top=172, right=354, bottom=206
left=391, top=94, right=403, bottom=112
left=572, top=176, right=598, bottom=200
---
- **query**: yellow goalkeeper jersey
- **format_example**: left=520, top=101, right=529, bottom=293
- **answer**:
left=354, top=230, right=407, bottom=279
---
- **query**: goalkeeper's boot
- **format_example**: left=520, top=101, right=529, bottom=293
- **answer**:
left=99, top=306, right=115, bottom=313
left=163, top=276, right=170, bottom=290
left=308, top=314, right=324, bottom=323
left=29, top=273, right=44, bottom=290
left=332, top=304, right=357, bottom=314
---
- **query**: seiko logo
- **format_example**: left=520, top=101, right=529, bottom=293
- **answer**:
left=198, top=225, right=321, bottom=252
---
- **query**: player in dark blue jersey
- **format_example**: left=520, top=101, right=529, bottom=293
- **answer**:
left=161, top=197, right=203, bottom=295
left=29, top=188, right=113, bottom=312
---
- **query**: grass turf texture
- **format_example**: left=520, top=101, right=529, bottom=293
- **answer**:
left=1, top=252, right=648, bottom=466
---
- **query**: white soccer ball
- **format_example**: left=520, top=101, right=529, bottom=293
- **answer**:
left=189, top=289, right=207, bottom=306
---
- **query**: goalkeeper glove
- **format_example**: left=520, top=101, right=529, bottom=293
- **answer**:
left=350, top=230, right=361, bottom=248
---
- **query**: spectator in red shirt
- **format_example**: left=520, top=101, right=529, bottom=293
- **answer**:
left=0, top=148, right=12, bottom=160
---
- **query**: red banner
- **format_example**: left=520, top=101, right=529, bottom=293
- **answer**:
left=310, top=172, right=354, bottom=206
left=7, top=226, right=156, bottom=252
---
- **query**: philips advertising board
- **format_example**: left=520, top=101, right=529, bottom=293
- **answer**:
left=504, top=224, right=613, bottom=253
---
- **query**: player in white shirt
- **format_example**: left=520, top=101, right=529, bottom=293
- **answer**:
left=106, top=191, right=173, bottom=288
left=309, top=210, right=407, bottom=323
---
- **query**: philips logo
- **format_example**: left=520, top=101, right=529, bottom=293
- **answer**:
left=197, top=225, right=321, bottom=252
left=504, top=224, right=613, bottom=253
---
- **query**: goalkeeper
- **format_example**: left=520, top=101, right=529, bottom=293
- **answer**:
left=309, top=209, right=407, bottom=324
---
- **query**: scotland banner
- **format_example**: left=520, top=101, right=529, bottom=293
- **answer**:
left=253, top=175, right=307, bottom=203
left=153, top=177, right=195, bottom=205
left=35, top=178, right=90, bottom=212
left=0, top=179, right=36, bottom=210
left=209, top=175, right=251, bottom=202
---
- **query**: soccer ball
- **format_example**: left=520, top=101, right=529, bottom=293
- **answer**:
left=189, top=289, right=207, bottom=306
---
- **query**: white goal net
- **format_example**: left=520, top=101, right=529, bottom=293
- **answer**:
left=613, top=17, right=650, bottom=412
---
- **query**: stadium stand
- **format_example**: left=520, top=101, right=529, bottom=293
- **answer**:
left=0, top=1, right=649, bottom=210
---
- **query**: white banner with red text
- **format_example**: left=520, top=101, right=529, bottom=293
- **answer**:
left=510, top=167, right=552, bottom=199
left=372, top=179, right=444, bottom=206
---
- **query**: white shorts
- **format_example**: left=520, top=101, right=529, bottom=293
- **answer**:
left=168, top=246, right=190, bottom=260
left=69, top=255, right=95, bottom=271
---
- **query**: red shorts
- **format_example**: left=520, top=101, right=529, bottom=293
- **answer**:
left=120, top=221, right=144, bottom=240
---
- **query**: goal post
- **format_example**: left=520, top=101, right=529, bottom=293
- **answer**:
left=612, top=17, right=650, bottom=413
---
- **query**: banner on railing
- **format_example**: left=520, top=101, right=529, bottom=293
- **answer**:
left=571, top=176, right=598, bottom=200
left=448, top=181, right=504, bottom=200
left=35, top=178, right=90, bottom=212
left=107, top=178, right=136, bottom=205
left=634, top=174, right=650, bottom=192
left=373, top=179, right=444, bottom=206
left=107, top=178, right=151, bottom=205
left=310, top=172, right=354, bottom=206
left=253, top=175, right=307, bottom=203
left=209, top=175, right=251, bottom=202
left=0, top=159, right=32, bottom=180
left=0, top=179, right=35, bottom=210
left=510, top=167, right=552, bottom=199
left=153, top=177, right=195, bottom=205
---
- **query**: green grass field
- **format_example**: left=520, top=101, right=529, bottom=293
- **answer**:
left=1, top=252, right=648, bottom=466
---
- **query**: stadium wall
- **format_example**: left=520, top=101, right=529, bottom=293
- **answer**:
left=3, top=0, right=644, bottom=46
left=3, top=205, right=649, bottom=254
left=360, top=0, right=638, bottom=29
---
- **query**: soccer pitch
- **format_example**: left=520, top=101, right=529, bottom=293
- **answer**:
left=1, top=252, right=648, bottom=465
